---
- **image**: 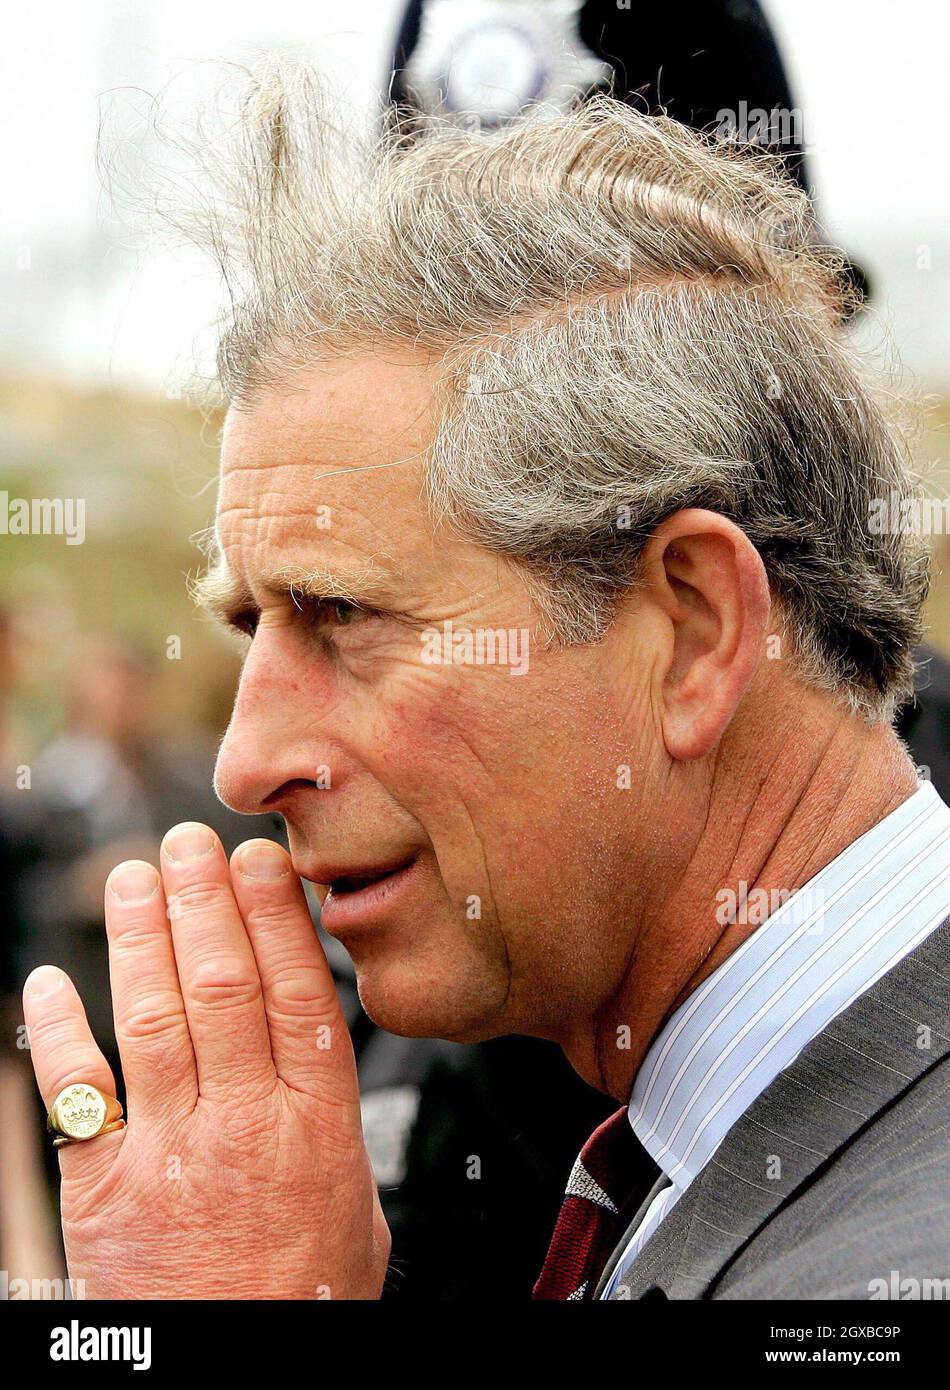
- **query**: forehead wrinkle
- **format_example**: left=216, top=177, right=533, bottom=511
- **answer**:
left=212, top=406, right=438, bottom=617
left=221, top=424, right=431, bottom=479
left=217, top=456, right=419, bottom=554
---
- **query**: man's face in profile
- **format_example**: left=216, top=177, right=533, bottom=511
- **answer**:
left=212, top=351, right=664, bottom=1046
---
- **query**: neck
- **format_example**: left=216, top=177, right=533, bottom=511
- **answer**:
left=565, top=689, right=919, bottom=1101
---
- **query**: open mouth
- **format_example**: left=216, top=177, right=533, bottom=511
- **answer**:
left=329, top=862, right=412, bottom=896
left=319, top=855, right=419, bottom=931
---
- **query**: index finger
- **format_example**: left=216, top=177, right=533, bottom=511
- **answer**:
left=230, top=840, right=359, bottom=1114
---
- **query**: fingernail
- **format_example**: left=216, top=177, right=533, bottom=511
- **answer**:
left=109, top=862, right=160, bottom=904
left=164, top=823, right=215, bottom=864
left=238, top=843, right=290, bottom=881
left=24, top=967, right=63, bottom=998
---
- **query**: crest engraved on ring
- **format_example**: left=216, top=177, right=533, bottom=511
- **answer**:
left=51, top=1084, right=108, bottom=1139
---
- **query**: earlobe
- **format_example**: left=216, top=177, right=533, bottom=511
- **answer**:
left=648, top=511, right=771, bottom=763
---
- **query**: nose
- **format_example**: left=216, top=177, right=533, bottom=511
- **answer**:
left=213, top=633, right=340, bottom=816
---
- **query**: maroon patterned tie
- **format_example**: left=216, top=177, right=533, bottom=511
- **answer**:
left=533, top=1105, right=660, bottom=1300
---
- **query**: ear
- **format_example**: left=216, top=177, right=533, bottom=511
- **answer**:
left=642, top=509, right=771, bottom=762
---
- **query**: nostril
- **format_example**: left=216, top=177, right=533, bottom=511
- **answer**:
left=261, top=777, right=321, bottom=808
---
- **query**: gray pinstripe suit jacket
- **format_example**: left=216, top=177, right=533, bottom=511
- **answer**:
left=597, top=916, right=950, bottom=1300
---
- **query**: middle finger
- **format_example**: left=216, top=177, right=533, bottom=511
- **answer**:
left=161, top=822, right=275, bottom=1101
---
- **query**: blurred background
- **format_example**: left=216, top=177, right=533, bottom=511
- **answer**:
left=1, top=0, right=949, bottom=1300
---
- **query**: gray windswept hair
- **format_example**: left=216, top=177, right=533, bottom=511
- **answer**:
left=167, top=59, right=930, bottom=720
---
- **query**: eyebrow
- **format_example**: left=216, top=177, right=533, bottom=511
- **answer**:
left=191, top=557, right=396, bottom=627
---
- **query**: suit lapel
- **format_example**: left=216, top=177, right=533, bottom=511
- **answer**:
left=592, top=1170, right=671, bottom=1299
left=606, top=916, right=950, bottom=1300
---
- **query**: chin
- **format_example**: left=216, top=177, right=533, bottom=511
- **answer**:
left=352, top=955, right=508, bottom=1042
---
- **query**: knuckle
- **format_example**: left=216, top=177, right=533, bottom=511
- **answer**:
left=167, top=879, right=229, bottom=917
left=28, top=1008, right=85, bottom=1053
left=44, top=1051, right=109, bottom=1102
left=243, top=899, right=303, bottom=936
left=116, top=989, right=189, bottom=1042
left=108, top=921, right=166, bottom=951
left=265, top=966, right=325, bottom=1019
left=189, top=959, right=262, bottom=1010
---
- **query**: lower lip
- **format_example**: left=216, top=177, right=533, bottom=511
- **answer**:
left=319, top=860, right=418, bottom=933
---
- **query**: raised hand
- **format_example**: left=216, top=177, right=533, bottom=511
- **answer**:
left=22, top=823, right=389, bottom=1300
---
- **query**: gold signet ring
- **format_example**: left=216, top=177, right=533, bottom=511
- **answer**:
left=47, top=1083, right=125, bottom=1148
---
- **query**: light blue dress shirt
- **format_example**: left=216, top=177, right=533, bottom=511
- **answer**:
left=602, top=779, right=950, bottom=1298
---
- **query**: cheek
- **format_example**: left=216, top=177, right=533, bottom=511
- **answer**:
left=372, top=665, right=541, bottom=799
left=365, top=664, right=619, bottom=887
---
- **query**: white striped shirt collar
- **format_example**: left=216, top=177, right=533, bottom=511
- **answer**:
left=628, top=778, right=950, bottom=1190
left=601, top=779, right=950, bottom=1297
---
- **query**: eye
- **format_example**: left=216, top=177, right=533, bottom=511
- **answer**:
left=229, top=596, right=375, bottom=645
left=325, top=598, right=364, bottom=627
left=294, top=594, right=371, bottom=632
left=230, top=608, right=260, bottom=639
